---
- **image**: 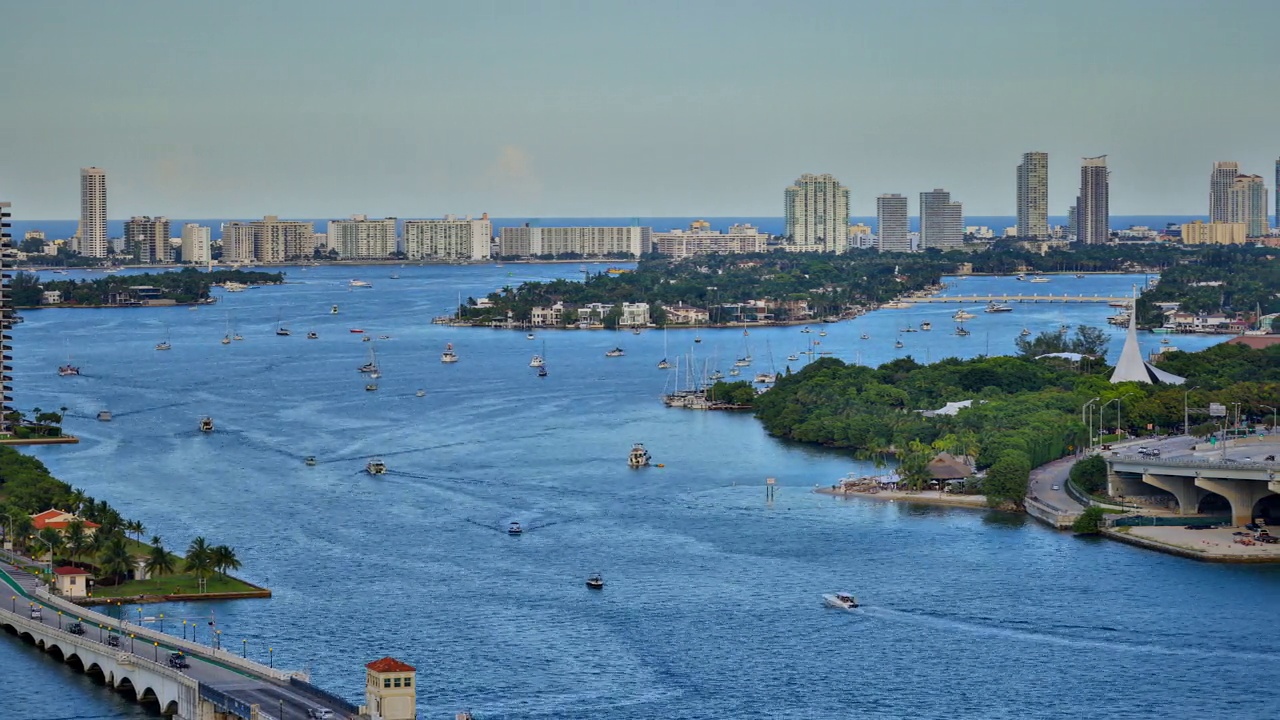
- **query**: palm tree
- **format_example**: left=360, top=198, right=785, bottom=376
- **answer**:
left=210, top=545, right=241, bottom=578
left=98, top=534, right=133, bottom=585
left=63, top=520, right=88, bottom=564
left=36, top=527, right=63, bottom=564
left=145, top=542, right=175, bottom=579
left=68, top=487, right=88, bottom=514
left=150, top=535, right=163, bottom=548
left=185, top=537, right=214, bottom=593
left=8, top=513, right=34, bottom=553
left=126, top=519, right=146, bottom=545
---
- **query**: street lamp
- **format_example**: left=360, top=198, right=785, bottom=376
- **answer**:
left=158, top=613, right=164, bottom=633
left=1083, top=397, right=1100, bottom=449
left=153, top=642, right=159, bottom=662
left=242, top=639, right=247, bottom=658
left=214, top=629, right=221, bottom=650
left=57, top=610, right=62, bottom=629
left=129, top=633, right=135, bottom=652
left=182, top=620, right=188, bottom=640
left=268, top=647, right=273, bottom=669
left=29, top=535, right=53, bottom=576
left=9, top=595, right=14, bottom=613
left=1263, top=405, right=1277, bottom=434
left=1184, top=386, right=1199, bottom=436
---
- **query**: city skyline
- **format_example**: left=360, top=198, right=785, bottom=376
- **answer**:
left=2, top=2, right=1279, bottom=219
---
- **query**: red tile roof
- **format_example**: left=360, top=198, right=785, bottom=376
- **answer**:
left=1227, top=335, right=1280, bottom=349
left=31, top=509, right=99, bottom=531
left=366, top=657, right=416, bottom=673
left=54, top=566, right=90, bottom=576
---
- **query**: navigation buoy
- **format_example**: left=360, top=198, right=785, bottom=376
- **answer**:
left=656, top=463, right=665, bottom=468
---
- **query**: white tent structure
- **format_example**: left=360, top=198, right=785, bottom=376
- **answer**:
left=1110, top=299, right=1185, bottom=385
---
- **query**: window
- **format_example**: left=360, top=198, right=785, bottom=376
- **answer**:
left=383, top=678, right=391, bottom=688
left=403, top=677, right=412, bottom=687
left=393, top=678, right=401, bottom=688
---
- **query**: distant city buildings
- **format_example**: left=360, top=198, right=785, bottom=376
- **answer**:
left=220, top=216, right=315, bottom=263
left=327, top=216, right=398, bottom=259
left=649, top=222, right=764, bottom=259
left=919, top=189, right=963, bottom=250
left=784, top=174, right=849, bottom=252
left=1077, top=156, right=1110, bottom=244
left=498, top=224, right=644, bottom=258
left=79, top=167, right=108, bottom=258
left=875, top=194, right=910, bottom=252
left=180, top=223, right=211, bottom=264
left=1210, top=161, right=1239, bottom=223
left=1229, top=174, right=1269, bottom=237
left=847, top=223, right=875, bottom=250
left=1180, top=220, right=1247, bottom=245
left=123, top=216, right=171, bottom=263
left=0, top=201, right=12, bottom=436
left=1016, top=151, right=1049, bottom=238
left=404, top=215, right=492, bottom=261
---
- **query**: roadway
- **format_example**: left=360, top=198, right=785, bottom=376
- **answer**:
left=0, top=559, right=349, bottom=720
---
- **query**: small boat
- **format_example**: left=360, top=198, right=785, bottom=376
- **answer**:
left=631, top=328, right=641, bottom=335
left=1020, top=328, right=1031, bottom=337
left=389, top=273, right=400, bottom=280
left=378, top=335, right=391, bottom=340
left=754, top=373, right=776, bottom=384
left=823, top=592, right=859, bottom=610
left=728, top=368, right=741, bottom=376
left=818, top=330, right=827, bottom=337
left=708, top=370, right=724, bottom=381
left=955, top=325, right=971, bottom=337
left=628, top=443, right=651, bottom=468
left=331, top=305, right=339, bottom=314
left=1075, top=273, right=1085, bottom=279
left=362, top=336, right=371, bottom=342
left=199, top=417, right=214, bottom=433
left=953, top=310, right=976, bottom=320
left=359, top=362, right=378, bottom=373
left=530, top=354, right=545, bottom=368
left=859, top=334, right=869, bottom=340
left=694, top=335, right=702, bottom=344
left=1029, top=276, right=1050, bottom=283
left=365, top=383, right=378, bottom=391
left=441, top=343, right=459, bottom=363
left=985, top=302, right=1013, bottom=313
left=306, top=332, right=319, bottom=340
left=96, top=410, right=112, bottom=422
left=605, top=347, right=625, bottom=357
left=365, top=458, right=387, bottom=475
left=733, top=358, right=750, bottom=367
left=275, top=327, right=291, bottom=337
left=350, top=328, right=365, bottom=333
left=800, top=327, right=812, bottom=334
left=526, top=333, right=535, bottom=340
left=787, top=354, right=800, bottom=361
left=894, top=339, right=904, bottom=349
left=507, top=521, right=523, bottom=535
left=415, top=389, right=426, bottom=397
left=537, top=366, right=548, bottom=378
left=1160, top=338, right=1170, bottom=345
left=1015, top=273, right=1026, bottom=281
left=304, top=456, right=317, bottom=466
left=233, top=334, right=243, bottom=341
left=586, top=573, right=605, bottom=590
left=920, top=322, right=932, bottom=331
left=349, top=279, right=372, bottom=288
left=220, top=335, right=231, bottom=345
left=657, top=358, right=671, bottom=370
left=156, top=341, right=172, bottom=351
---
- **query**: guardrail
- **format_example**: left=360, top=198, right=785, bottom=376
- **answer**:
left=1111, top=454, right=1278, bottom=472
left=289, top=677, right=360, bottom=714
left=200, top=684, right=255, bottom=719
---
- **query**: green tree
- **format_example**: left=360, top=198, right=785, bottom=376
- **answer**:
left=983, top=450, right=1032, bottom=507
left=62, top=520, right=88, bottom=563
left=98, top=534, right=134, bottom=585
left=1071, top=506, right=1107, bottom=535
left=1068, top=454, right=1108, bottom=495
left=185, top=536, right=214, bottom=593
left=898, top=440, right=934, bottom=491
left=35, top=527, right=63, bottom=564
left=145, top=541, right=176, bottom=578
left=210, top=545, right=241, bottom=578
left=126, top=519, right=146, bottom=545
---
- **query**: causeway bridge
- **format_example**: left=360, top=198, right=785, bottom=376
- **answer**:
left=1107, top=451, right=1280, bottom=526
left=901, top=294, right=1129, bottom=305
left=1, top=560, right=358, bottom=719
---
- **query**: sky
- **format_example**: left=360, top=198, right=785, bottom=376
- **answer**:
left=2, top=0, right=1278, bottom=219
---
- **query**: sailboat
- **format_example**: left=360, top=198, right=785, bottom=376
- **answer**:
left=658, top=328, right=671, bottom=369
left=530, top=341, right=545, bottom=368
left=537, top=342, right=549, bottom=377
left=734, top=334, right=752, bottom=367
left=275, top=312, right=291, bottom=336
left=358, top=344, right=379, bottom=373
left=156, top=327, right=172, bottom=351
left=58, top=342, right=81, bottom=376
left=221, top=314, right=232, bottom=345
left=894, top=337, right=904, bottom=349
left=368, top=344, right=382, bottom=379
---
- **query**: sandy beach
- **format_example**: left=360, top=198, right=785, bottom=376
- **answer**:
left=814, top=486, right=990, bottom=509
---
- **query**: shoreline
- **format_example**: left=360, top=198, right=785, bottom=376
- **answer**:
left=814, top=486, right=990, bottom=509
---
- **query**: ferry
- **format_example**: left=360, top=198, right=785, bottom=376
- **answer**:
left=507, top=521, right=523, bottom=535
left=441, top=343, right=459, bottom=363
left=349, top=279, right=372, bottom=288
left=605, top=347, right=625, bottom=357
left=365, top=458, right=387, bottom=475
left=823, top=592, right=859, bottom=610
left=628, top=443, right=651, bottom=468
left=920, top=322, right=932, bottom=331
left=96, top=410, right=112, bottom=422
left=586, top=573, right=605, bottom=590
left=199, top=417, right=215, bottom=433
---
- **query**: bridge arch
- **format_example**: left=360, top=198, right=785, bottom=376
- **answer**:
left=1197, top=491, right=1231, bottom=515
left=65, top=651, right=85, bottom=671
left=138, top=686, right=161, bottom=711
left=116, top=675, right=138, bottom=701
left=1252, top=493, right=1280, bottom=523
left=162, top=700, right=179, bottom=716
left=46, top=642, right=65, bottom=661
left=85, top=662, right=107, bottom=684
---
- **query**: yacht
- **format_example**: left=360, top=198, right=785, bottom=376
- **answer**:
left=733, top=358, right=751, bottom=367
left=822, top=592, right=859, bottom=610
left=860, top=334, right=869, bottom=340
left=953, top=310, right=976, bottom=320
left=57, top=364, right=81, bottom=376
left=1015, top=273, right=1026, bottom=281
left=96, top=410, right=112, bottom=422
left=818, top=330, right=828, bottom=337
left=787, top=354, right=800, bottom=361
left=529, top=354, right=545, bottom=368
left=754, top=373, right=777, bottom=384
left=728, top=368, right=741, bottom=377
left=586, top=573, right=605, bottom=590
left=1020, top=328, right=1032, bottom=337
left=800, top=327, right=812, bottom=334
left=156, top=341, right=171, bottom=351
left=416, top=389, right=426, bottom=397
left=628, top=443, right=651, bottom=468
left=507, top=521, right=523, bottom=535
left=349, top=279, right=372, bottom=288
left=955, top=324, right=971, bottom=337
left=657, top=358, right=671, bottom=370
left=365, top=458, right=387, bottom=475
left=331, top=305, right=339, bottom=314
left=304, top=456, right=317, bottom=466
left=605, top=347, right=625, bottom=357
left=985, top=302, right=1013, bottom=313
left=199, top=417, right=214, bottom=433
left=1029, top=276, right=1050, bottom=283
left=920, top=322, right=932, bottom=331
left=441, top=343, right=459, bottom=363
left=306, top=331, right=319, bottom=340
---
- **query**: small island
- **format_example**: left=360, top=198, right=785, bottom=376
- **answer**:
left=9, top=268, right=285, bottom=309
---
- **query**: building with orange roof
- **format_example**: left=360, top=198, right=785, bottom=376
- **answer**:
left=31, top=509, right=100, bottom=536
left=362, top=657, right=417, bottom=720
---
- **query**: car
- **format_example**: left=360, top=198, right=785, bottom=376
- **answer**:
left=1240, top=457, right=1252, bottom=463
left=168, top=652, right=190, bottom=669
left=307, top=710, right=335, bottom=719
left=106, top=634, right=120, bottom=648
left=1051, top=484, right=1061, bottom=491
left=67, top=622, right=85, bottom=635
left=29, top=607, right=41, bottom=620
left=1137, top=446, right=1150, bottom=455
left=1148, top=449, right=1161, bottom=457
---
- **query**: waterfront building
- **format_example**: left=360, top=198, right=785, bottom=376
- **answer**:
left=664, top=303, right=709, bottom=325
left=846, top=223, right=875, bottom=250
left=0, top=201, right=11, bottom=436
left=530, top=302, right=566, bottom=327
left=498, top=224, right=644, bottom=258
left=1275, top=158, right=1279, bottom=230
left=618, top=302, right=651, bottom=327
left=219, top=217, right=315, bottom=263
left=221, top=222, right=255, bottom=263
left=123, top=216, right=171, bottom=263
left=1179, top=220, right=1246, bottom=245
left=875, top=194, right=910, bottom=253
left=919, top=189, right=963, bottom=250
left=404, top=215, right=491, bottom=261
left=650, top=222, right=764, bottom=258
left=1077, top=156, right=1109, bottom=244
left=1016, top=151, right=1049, bottom=238
left=362, top=657, right=417, bottom=720
left=79, top=167, right=108, bottom=258
left=1210, top=161, right=1240, bottom=223
left=1227, top=174, right=1269, bottom=237
left=53, top=566, right=92, bottom=598
left=327, top=216, right=398, bottom=260
left=180, top=224, right=211, bottom=264
left=784, top=173, right=850, bottom=252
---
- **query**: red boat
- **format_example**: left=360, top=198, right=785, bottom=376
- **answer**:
left=350, top=328, right=365, bottom=333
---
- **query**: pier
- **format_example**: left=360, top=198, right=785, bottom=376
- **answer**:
left=903, top=294, right=1129, bottom=305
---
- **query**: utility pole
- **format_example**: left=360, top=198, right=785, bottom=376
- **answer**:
left=1184, top=386, right=1199, bottom=436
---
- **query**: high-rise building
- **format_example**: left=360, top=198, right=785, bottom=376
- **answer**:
left=919, top=189, right=963, bottom=250
left=875, top=194, right=910, bottom=253
left=218, top=217, right=315, bottom=263
left=1016, top=152, right=1049, bottom=238
left=79, top=167, right=108, bottom=258
left=180, top=224, right=211, bottom=264
left=1227, top=174, right=1269, bottom=237
left=327, top=216, right=398, bottom=259
left=0, top=201, right=12, bottom=436
left=1275, top=158, right=1280, bottom=231
left=123, top=216, right=171, bottom=263
left=1210, top=161, right=1240, bottom=223
left=1077, top=156, right=1110, bottom=244
left=403, top=215, right=492, bottom=261
left=1180, top=221, right=1246, bottom=245
left=649, top=223, right=764, bottom=259
left=784, top=174, right=850, bottom=252
left=221, top=222, right=256, bottom=263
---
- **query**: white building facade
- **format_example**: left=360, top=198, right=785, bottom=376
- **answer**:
left=180, top=224, right=211, bottom=264
left=404, top=215, right=492, bottom=261
left=123, top=216, right=171, bottom=263
left=876, top=194, right=911, bottom=252
left=784, top=173, right=850, bottom=252
left=327, top=216, right=398, bottom=259
left=498, top=225, right=644, bottom=258
left=650, top=223, right=764, bottom=258
left=79, top=167, right=108, bottom=258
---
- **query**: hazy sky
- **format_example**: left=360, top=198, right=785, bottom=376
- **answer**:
left=2, top=0, right=1278, bottom=219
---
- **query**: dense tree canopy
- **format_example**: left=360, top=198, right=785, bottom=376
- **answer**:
left=10, top=269, right=284, bottom=307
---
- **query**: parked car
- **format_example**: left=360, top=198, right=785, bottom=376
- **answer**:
left=168, top=652, right=190, bottom=669
left=67, top=622, right=85, bottom=635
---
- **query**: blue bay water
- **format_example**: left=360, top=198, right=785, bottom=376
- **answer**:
left=1, top=266, right=1273, bottom=720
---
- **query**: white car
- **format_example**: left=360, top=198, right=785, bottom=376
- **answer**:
left=307, top=710, right=334, bottom=720
left=1051, top=484, right=1060, bottom=491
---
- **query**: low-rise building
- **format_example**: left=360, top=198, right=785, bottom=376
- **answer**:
left=53, top=566, right=92, bottom=598
left=362, top=657, right=417, bottom=720
left=1180, top=220, right=1247, bottom=245
left=31, top=509, right=99, bottom=537
left=618, top=302, right=650, bottom=327
left=664, top=303, right=709, bottom=325
left=41, top=290, right=62, bottom=305
left=531, top=303, right=566, bottom=327
left=651, top=222, right=765, bottom=258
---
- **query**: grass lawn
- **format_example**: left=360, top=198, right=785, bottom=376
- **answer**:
left=91, top=572, right=259, bottom=598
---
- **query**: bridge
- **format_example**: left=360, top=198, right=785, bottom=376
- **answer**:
left=1107, top=450, right=1280, bottom=526
left=900, top=294, right=1130, bottom=305
left=0, top=559, right=359, bottom=719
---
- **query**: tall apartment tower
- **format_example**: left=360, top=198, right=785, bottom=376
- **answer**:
left=180, top=224, right=212, bottom=264
left=1275, top=158, right=1280, bottom=230
left=1016, top=152, right=1049, bottom=238
left=327, top=216, right=398, bottom=259
left=0, top=202, right=12, bottom=436
left=1210, top=161, right=1240, bottom=223
left=919, top=189, right=963, bottom=250
left=1077, top=156, right=1110, bottom=244
left=123, top=216, right=171, bottom=263
left=875, top=194, right=911, bottom=253
left=784, top=174, right=850, bottom=252
left=1228, top=174, right=1269, bottom=237
left=79, top=167, right=108, bottom=258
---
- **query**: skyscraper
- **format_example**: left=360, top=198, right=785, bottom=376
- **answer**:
left=1210, top=161, right=1239, bottom=222
left=784, top=174, right=850, bottom=252
left=919, top=189, right=963, bottom=250
left=0, top=201, right=12, bottom=436
left=1275, top=158, right=1280, bottom=230
left=79, top=167, right=107, bottom=258
left=180, top=224, right=211, bottom=264
left=123, top=216, right=171, bottom=263
left=875, top=194, right=910, bottom=253
left=1016, top=152, right=1048, bottom=238
left=1228, top=174, right=1268, bottom=237
left=1077, top=156, right=1109, bottom=245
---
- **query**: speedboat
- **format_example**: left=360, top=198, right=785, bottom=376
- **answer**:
left=822, top=592, right=859, bottom=610
left=331, top=305, right=339, bottom=314
left=199, top=417, right=214, bottom=433
left=349, top=279, right=372, bottom=288
left=628, top=443, right=651, bottom=468
left=304, top=456, right=317, bottom=466
left=754, top=373, right=776, bottom=384
left=605, top=347, right=625, bottom=357
left=306, top=332, right=319, bottom=339
left=441, top=343, right=459, bottom=363
left=786, top=354, right=800, bottom=361
left=526, top=333, right=535, bottom=340
left=586, top=573, right=605, bottom=590
left=657, top=358, right=671, bottom=369
left=156, top=341, right=171, bottom=351
left=1029, top=276, right=1050, bottom=283
left=955, top=325, right=971, bottom=336
left=800, top=327, right=812, bottom=334
left=507, top=521, right=523, bottom=535
left=920, top=322, right=932, bottom=331
left=728, top=368, right=741, bottom=376
left=985, top=302, right=1013, bottom=313
left=953, top=310, right=976, bottom=320
left=96, top=410, right=112, bottom=422
left=860, top=334, right=869, bottom=340
left=529, top=354, right=544, bottom=368
left=57, top=365, right=80, bottom=376
left=365, top=458, right=387, bottom=475
left=415, top=389, right=426, bottom=397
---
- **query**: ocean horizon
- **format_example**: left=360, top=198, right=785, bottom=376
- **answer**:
left=8, top=215, right=1208, bottom=242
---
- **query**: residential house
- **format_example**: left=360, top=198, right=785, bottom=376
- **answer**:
left=31, top=509, right=99, bottom=537
left=664, top=303, right=709, bottom=325
left=53, top=566, right=92, bottom=598
left=530, top=302, right=566, bottom=327
left=618, top=302, right=650, bottom=327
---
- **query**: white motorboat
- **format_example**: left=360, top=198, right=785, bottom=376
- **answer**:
left=920, top=322, right=932, bottom=331
left=529, top=354, right=544, bottom=368
left=628, top=443, right=651, bottom=468
left=894, top=339, right=904, bottom=349
left=441, top=343, right=459, bottom=363
left=605, top=347, right=625, bottom=357
left=1020, top=328, right=1032, bottom=336
left=304, top=456, right=317, bottom=466
left=800, top=327, right=812, bottom=333
left=96, top=410, right=112, bottom=422
left=708, top=370, right=724, bottom=381
left=526, top=333, right=535, bottom=340
left=507, top=521, right=523, bottom=535
left=233, top=333, right=244, bottom=341
left=199, top=417, right=214, bottom=433
left=156, top=341, right=172, bottom=351
left=586, top=573, right=605, bottom=590
left=786, top=354, right=800, bottom=361
left=860, top=334, right=869, bottom=340
left=1029, top=276, right=1050, bottom=283
left=349, top=279, right=372, bottom=288
left=365, top=458, right=387, bottom=475
left=985, top=302, right=1013, bottom=313
left=953, top=310, right=976, bottom=320
left=221, top=335, right=231, bottom=345
left=818, top=330, right=827, bottom=337
left=955, top=324, right=971, bottom=336
left=822, top=592, right=859, bottom=610
left=728, top=368, right=741, bottom=376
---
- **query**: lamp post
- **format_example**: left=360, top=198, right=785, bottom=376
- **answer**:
left=1263, top=405, right=1277, bottom=434
left=29, top=535, right=53, bottom=576
left=215, top=629, right=221, bottom=650
left=268, top=647, right=273, bottom=669
left=153, top=642, right=159, bottom=662
left=158, top=613, right=164, bottom=634
left=136, top=606, right=143, bottom=624
left=182, top=620, right=188, bottom=641
left=1101, top=398, right=1119, bottom=441
left=9, top=595, right=14, bottom=613
left=242, top=639, right=247, bottom=658
left=1083, top=397, right=1100, bottom=449
left=1184, top=386, right=1199, bottom=436
left=57, top=610, right=63, bottom=629
left=98, top=624, right=104, bottom=642
left=129, top=633, right=135, bottom=652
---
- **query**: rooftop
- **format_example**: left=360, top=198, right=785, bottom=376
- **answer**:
left=366, top=657, right=416, bottom=673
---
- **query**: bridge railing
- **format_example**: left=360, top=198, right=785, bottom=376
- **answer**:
left=1111, top=454, right=1278, bottom=473
left=289, top=676, right=360, bottom=714
left=200, top=684, right=256, bottom=719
